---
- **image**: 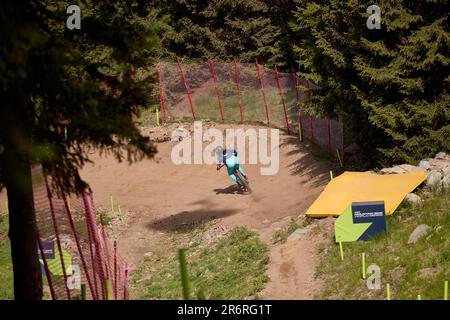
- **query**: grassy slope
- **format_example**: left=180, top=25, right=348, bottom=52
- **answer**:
left=132, top=227, right=269, bottom=300
left=0, top=213, right=13, bottom=300
left=137, top=85, right=298, bottom=129
left=315, top=189, right=450, bottom=300
left=192, top=86, right=296, bottom=126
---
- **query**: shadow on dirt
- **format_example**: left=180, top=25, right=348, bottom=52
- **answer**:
left=146, top=207, right=238, bottom=232
left=213, top=184, right=248, bottom=195
left=281, top=135, right=335, bottom=188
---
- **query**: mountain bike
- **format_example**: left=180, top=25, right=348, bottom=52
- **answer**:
left=234, top=168, right=251, bottom=193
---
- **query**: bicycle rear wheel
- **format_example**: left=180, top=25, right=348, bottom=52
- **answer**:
left=234, top=169, right=250, bottom=192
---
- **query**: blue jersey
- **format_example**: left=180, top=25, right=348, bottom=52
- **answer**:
left=216, top=148, right=246, bottom=184
left=220, top=149, right=237, bottom=167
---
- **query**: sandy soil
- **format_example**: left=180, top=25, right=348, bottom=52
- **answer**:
left=75, top=123, right=330, bottom=299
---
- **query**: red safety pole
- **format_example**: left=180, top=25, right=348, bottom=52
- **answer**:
left=306, top=80, right=314, bottom=144
left=44, top=178, right=71, bottom=300
left=82, top=189, right=107, bottom=300
left=113, top=241, right=118, bottom=300
left=275, top=66, right=291, bottom=134
left=234, top=61, right=244, bottom=122
left=85, top=214, right=99, bottom=300
left=176, top=57, right=196, bottom=120
left=116, top=257, right=122, bottom=299
left=130, top=64, right=137, bottom=125
left=156, top=63, right=167, bottom=124
left=209, top=60, right=224, bottom=123
left=293, top=73, right=300, bottom=103
left=37, top=233, right=57, bottom=300
left=62, top=190, right=95, bottom=299
left=292, top=73, right=303, bottom=141
left=100, top=214, right=111, bottom=281
left=124, top=268, right=129, bottom=300
left=256, top=59, right=270, bottom=127
left=73, top=173, right=99, bottom=300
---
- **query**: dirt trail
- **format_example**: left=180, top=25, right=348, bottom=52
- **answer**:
left=79, top=123, right=329, bottom=299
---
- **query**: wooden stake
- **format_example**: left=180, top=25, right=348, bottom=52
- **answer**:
left=339, top=241, right=344, bottom=261
left=330, top=170, right=334, bottom=180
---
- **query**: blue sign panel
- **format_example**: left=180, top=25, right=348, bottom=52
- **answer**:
left=351, top=201, right=387, bottom=241
left=37, top=240, right=55, bottom=259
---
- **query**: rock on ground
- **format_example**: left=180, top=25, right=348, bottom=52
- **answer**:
left=417, top=267, right=440, bottom=279
left=380, top=164, right=425, bottom=174
left=377, top=152, right=449, bottom=191
left=442, top=175, right=450, bottom=189
left=419, top=159, right=431, bottom=170
left=407, top=224, right=431, bottom=244
left=287, top=228, right=311, bottom=241
left=426, top=170, right=442, bottom=187
left=380, top=166, right=407, bottom=174
left=435, top=152, right=448, bottom=160
left=405, top=193, right=422, bottom=205
left=442, top=166, right=450, bottom=177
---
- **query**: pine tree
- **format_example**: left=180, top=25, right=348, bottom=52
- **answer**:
left=293, top=0, right=449, bottom=166
left=150, top=0, right=291, bottom=65
left=0, top=1, right=160, bottom=299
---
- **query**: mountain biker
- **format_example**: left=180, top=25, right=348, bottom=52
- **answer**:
left=216, top=147, right=248, bottom=188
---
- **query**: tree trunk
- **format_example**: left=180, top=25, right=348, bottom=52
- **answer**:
left=0, top=105, right=43, bottom=300
left=4, top=149, right=43, bottom=300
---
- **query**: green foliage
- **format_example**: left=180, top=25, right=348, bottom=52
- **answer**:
left=293, top=0, right=450, bottom=167
left=0, top=214, right=13, bottom=300
left=0, top=2, right=162, bottom=298
left=150, top=0, right=297, bottom=66
left=316, top=189, right=450, bottom=300
left=95, top=210, right=111, bottom=227
left=0, top=1, right=162, bottom=191
left=133, top=227, right=269, bottom=300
